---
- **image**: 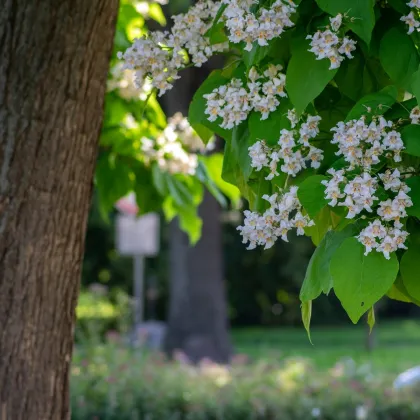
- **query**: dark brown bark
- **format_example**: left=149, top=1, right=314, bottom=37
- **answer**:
left=0, top=1, right=118, bottom=419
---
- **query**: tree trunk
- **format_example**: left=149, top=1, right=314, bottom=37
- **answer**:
left=165, top=191, right=232, bottom=364
left=0, top=1, right=118, bottom=419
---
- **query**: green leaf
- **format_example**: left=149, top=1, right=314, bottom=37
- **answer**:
left=148, top=3, right=166, bottom=26
left=248, top=99, right=291, bottom=146
left=222, top=139, right=255, bottom=205
left=297, top=175, right=328, bottom=219
left=189, top=70, right=232, bottom=143
left=387, top=276, right=418, bottom=304
left=335, top=51, right=365, bottom=102
left=202, top=153, right=241, bottom=206
left=231, top=123, right=253, bottom=182
left=304, top=207, right=336, bottom=246
left=166, top=177, right=194, bottom=208
left=301, top=301, right=313, bottom=345
left=300, top=223, right=360, bottom=302
left=367, top=306, right=375, bottom=334
left=330, top=237, right=399, bottom=323
left=387, top=0, right=410, bottom=14
left=346, top=85, right=398, bottom=121
left=95, top=153, right=134, bottom=215
left=286, top=35, right=337, bottom=114
left=179, top=206, right=203, bottom=245
left=243, top=43, right=270, bottom=68
left=402, top=125, right=420, bottom=157
left=151, top=164, right=168, bottom=196
left=405, top=177, right=420, bottom=218
left=379, top=26, right=420, bottom=91
left=401, top=248, right=420, bottom=302
left=410, top=68, right=420, bottom=107
left=132, top=162, right=163, bottom=214
left=315, top=0, right=376, bottom=44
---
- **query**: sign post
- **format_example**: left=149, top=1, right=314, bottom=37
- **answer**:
left=115, top=194, right=160, bottom=328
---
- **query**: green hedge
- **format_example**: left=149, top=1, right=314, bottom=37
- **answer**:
left=71, top=344, right=420, bottom=419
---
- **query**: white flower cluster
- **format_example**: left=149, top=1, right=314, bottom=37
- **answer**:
left=322, top=166, right=413, bottom=259
left=307, top=14, right=357, bottom=69
left=401, top=1, right=420, bottom=34
left=118, top=1, right=227, bottom=96
left=410, top=106, right=420, bottom=124
left=331, top=115, right=404, bottom=170
left=204, top=65, right=287, bottom=129
left=108, top=64, right=153, bottom=101
left=237, top=187, right=315, bottom=250
left=221, top=0, right=297, bottom=51
left=141, top=113, right=199, bottom=175
left=248, top=112, right=324, bottom=179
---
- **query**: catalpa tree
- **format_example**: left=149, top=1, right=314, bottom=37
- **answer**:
left=119, top=0, right=420, bottom=332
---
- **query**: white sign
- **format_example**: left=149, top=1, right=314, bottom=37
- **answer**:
left=116, top=213, right=160, bottom=257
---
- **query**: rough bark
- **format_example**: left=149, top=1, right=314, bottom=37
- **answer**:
left=0, top=1, right=118, bottom=419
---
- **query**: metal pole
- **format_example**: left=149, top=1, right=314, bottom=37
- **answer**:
left=133, top=255, right=144, bottom=326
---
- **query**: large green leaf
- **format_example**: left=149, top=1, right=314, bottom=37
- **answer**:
left=315, top=0, right=376, bottom=45
left=401, top=248, right=420, bottom=302
left=402, top=125, right=420, bottom=158
left=405, top=177, right=420, bottom=218
left=222, top=140, right=255, bottom=205
left=286, top=36, right=337, bottom=114
left=202, top=154, right=241, bottom=206
left=248, top=99, right=291, bottom=146
left=300, top=223, right=359, bottom=302
left=410, top=68, right=420, bottom=107
left=346, top=85, right=398, bottom=121
left=297, top=175, right=328, bottom=219
left=335, top=51, right=365, bottom=102
left=330, top=237, right=399, bottom=323
left=132, top=162, right=163, bottom=214
left=379, top=26, right=420, bottom=91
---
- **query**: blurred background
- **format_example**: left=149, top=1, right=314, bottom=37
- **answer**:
left=71, top=1, right=420, bottom=418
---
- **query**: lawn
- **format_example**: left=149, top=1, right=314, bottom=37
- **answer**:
left=232, top=320, right=420, bottom=375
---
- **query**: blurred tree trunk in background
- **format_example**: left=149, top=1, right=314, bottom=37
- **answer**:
left=0, top=1, right=118, bottom=418
left=162, top=59, right=232, bottom=362
left=166, top=191, right=232, bottom=364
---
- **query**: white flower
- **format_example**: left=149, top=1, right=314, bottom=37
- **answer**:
left=307, top=21, right=357, bottom=69
left=141, top=113, right=199, bottom=175
left=330, top=14, right=342, bottom=31
left=238, top=186, right=313, bottom=249
left=377, top=199, right=400, bottom=221
left=338, top=37, right=357, bottom=59
left=401, top=12, right=420, bottom=34
left=222, top=0, right=297, bottom=48
left=358, top=231, right=378, bottom=255
left=287, top=109, right=298, bottom=128
left=410, top=106, right=420, bottom=124
left=379, top=169, right=402, bottom=192
left=249, top=141, right=269, bottom=171
left=118, top=1, right=228, bottom=95
left=365, top=220, right=387, bottom=239
left=377, top=235, right=398, bottom=260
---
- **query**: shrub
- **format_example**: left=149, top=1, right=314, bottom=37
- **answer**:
left=71, top=343, right=420, bottom=419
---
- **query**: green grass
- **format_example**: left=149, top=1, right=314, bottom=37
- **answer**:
left=232, top=319, right=420, bottom=375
